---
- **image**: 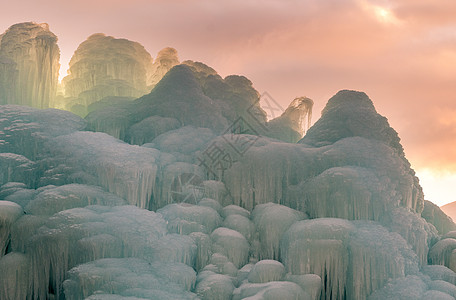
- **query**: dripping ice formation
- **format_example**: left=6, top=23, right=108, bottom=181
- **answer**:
left=1, top=22, right=456, bottom=300
left=0, top=22, right=60, bottom=108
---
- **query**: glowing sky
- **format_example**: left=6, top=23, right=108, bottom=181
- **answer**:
left=1, top=0, right=455, bottom=205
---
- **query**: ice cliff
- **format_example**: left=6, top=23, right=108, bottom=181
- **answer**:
left=0, top=22, right=60, bottom=108
left=61, top=33, right=154, bottom=115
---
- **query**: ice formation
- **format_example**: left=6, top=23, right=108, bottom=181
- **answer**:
left=61, top=33, right=153, bottom=115
left=148, top=47, right=180, bottom=89
left=1, top=24, right=456, bottom=299
left=267, top=96, right=314, bottom=142
left=0, top=22, right=60, bottom=108
left=0, top=201, right=23, bottom=256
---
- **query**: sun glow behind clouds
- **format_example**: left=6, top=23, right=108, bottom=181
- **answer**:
left=415, top=169, right=456, bottom=206
left=359, top=0, right=400, bottom=25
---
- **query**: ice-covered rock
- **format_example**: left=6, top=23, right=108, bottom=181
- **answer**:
left=280, top=218, right=420, bottom=300
left=233, top=281, right=309, bottom=300
left=127, top=115, right=181, bottom=145
left=21, top=205, right=167, bottom=299
left=0, top=22, right=59, bottom=108
left=247, top=260, right=285, bottom=283
left=423, top=200, right=456, bottom=235
left=429, top=280, right=456, bottom=298
left=347, top=221, right=419, bottom=299
left=62, top=33, right=153, bottom=115
left=52, top=131, right=160, bottom=208
left=285, top=274, right=321, bottom=300
left=24, top=184, right=127, bottom=216
left=195, top=273, right=235, bottom=300
left=251, top=202, right=305, bottom=260
left=266, top=96, right=313, bottom=142
left=63, top=258, right=198, bottom=299
left=0, top=252, right=30, bottom=300
left=0, top=201, right=23, bottom=256
left=211, top=227, right=250, bottom=268
left=422, top=265, right=456, bottom=285
left=223, top=214, right=255, bottom=241
left=157, top=203, right=222, bottom=235
left=0, top=104, right=86, bottom=160
left=429, top=238, right=456, bottom=270
left=280, top=218, right=354, bottom=300
left=367, top=275, right=428, bottom=300
left=148, top=47, right=180, bottom=89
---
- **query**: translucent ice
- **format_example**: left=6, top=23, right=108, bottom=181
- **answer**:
left=63, top=257, right=197, bottom=299
left=0, top=201, right=23, bottom=256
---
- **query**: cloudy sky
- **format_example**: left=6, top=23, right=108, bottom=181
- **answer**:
left=1, top=0, right=455, bottom=205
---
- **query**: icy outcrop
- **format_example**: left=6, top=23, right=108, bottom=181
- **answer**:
left=15, top=205, right=168, bottom=299
left=233, top=281, right=309, bottom=300
left=280, top=218, right=420, bottom=300
left=251, top=203, right=305, bottom=260
left=157, top=203, right=222, bottom=235
left=127, top=115, right=181, bottom=145
left=211, top=227, right=250, bottom=268
left=0, top=252, right=29, bottom=300
left=280, top=218, right=354, bottom=300
left=52, top=132, right=161, bottom=208
left=219, top=90, right=424, bottom=217
left=148, top=47, right=180, bottom=88
left=62, top=33, right=153, bottom=114
left=63, top=258, right=197, bottom=299
left=423, top=200, right=456, bottom=235
left=195, top=273, right=235, bottom=300
left=0, top=56, right=17, bottom=105
left=24, top=184, right=127, bottom=216
left=0, top=105, right=86, bottom=160
left=266, top=96, right=314, bottom=142
left=247, top=260, right=286, bottom=283
left=0, top=22, right=60, bottom=108
left=0, top=201, right=23, bottom=256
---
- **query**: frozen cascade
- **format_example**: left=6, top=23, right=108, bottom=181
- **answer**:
left=422, top=200, right=456, bottom=235
left=211, top=227, right=250, bottom=268
left=53, top=131, right=160, bottom=208
left=429, top=238, right=456, bottom=268
left=0, top=201, right=23, bottom=257
left=280, top=218, right=420, bottom=300
left=20, top=205, right=167, bottom=299
left=62, top=33, right=153, bottom=115
left=0, top=252, right=30, bottom=300
left=222, top=214, right=255, bottom=241
left=63, top=258, right=198, bottom=299
left=24, top=184, right=127, bottom=216
left=0, top=105, right=86, bottom=160
left=285, top=274, right=322, bottom=300
left=367, top=275, right=428, bottom=300
left=251, top=202, right=305, bottom=260
left=280, top=218, right=354, bottom=300
left=386, top=207, right=438, bottom=265
left=266, top=96, right=314, bottom=143
left=347, top=221, right=419, bottom=299
left=291, top=166, right=391, bottom=221
left=158, top=203, right=222, bottom=235
left=155, top=162, right=205, bottom=209
left=148, top=47, right=180, bottom=89
left=190, top=231, right=213, bottom=271
left=0, top=22, right=60, bottom=108
left=0, top=153, right=36, bottom=187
